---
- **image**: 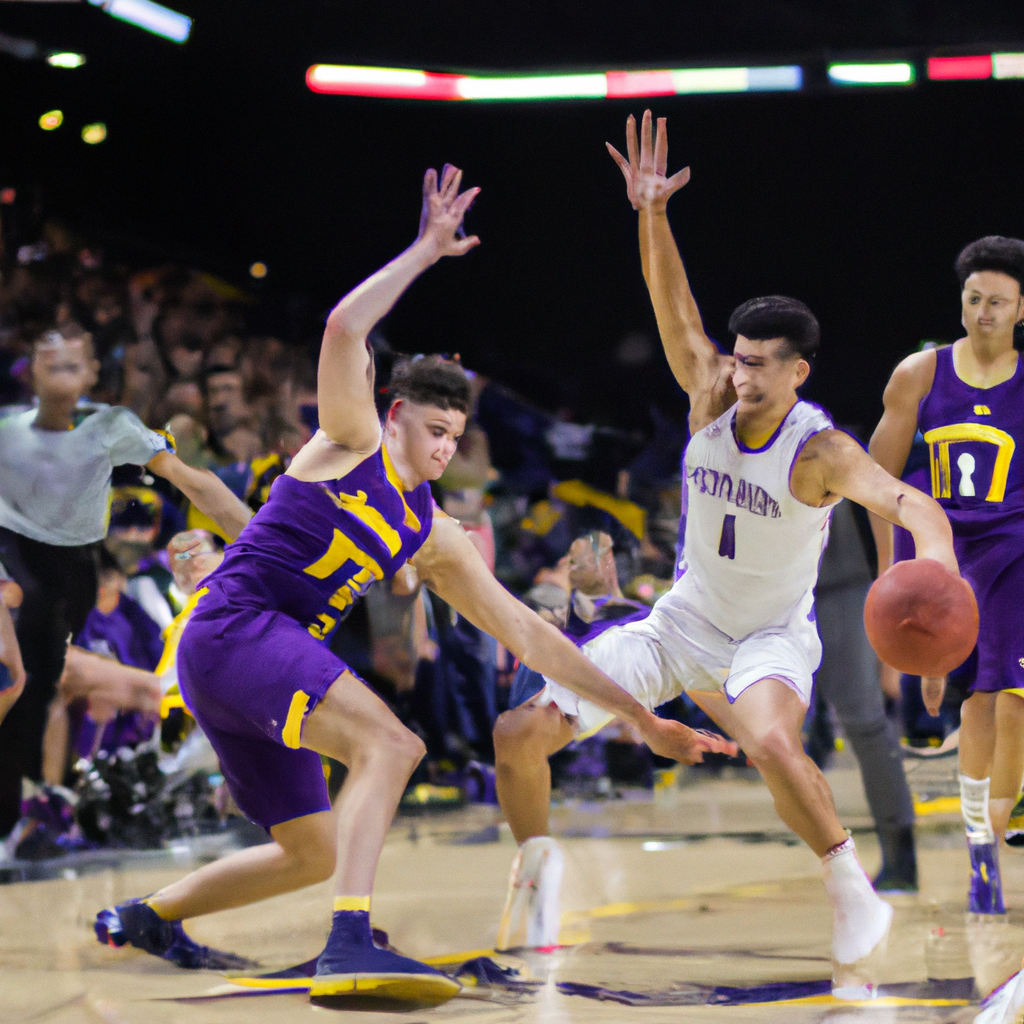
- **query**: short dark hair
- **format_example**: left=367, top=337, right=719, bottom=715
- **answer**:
left=728, top=296, right=820, bottom=361
left=388, top=355, right=471, bottom=414
left=955, top=236, right=1024, bottom=291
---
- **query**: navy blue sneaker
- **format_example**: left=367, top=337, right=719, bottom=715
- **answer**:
left=968, top=842, right=1005, bottom=914
left=95, top=899, right=258, bottom=970
left=309, top=910, right=459, bottom=1006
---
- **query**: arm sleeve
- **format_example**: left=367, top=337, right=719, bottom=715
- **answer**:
left=105, top=407, right=175, bottom=467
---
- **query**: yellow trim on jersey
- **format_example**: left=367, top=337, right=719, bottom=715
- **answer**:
left=1004, top=688, right=1024, bottom=701
left=323, top=488, right=403, bottom=556
left=381, top=445, right=422, bottom=531
left=281, top=690, right=311, bottom=749
left=923, top=422, right=1016, bottom=501
left=155, top=588, right=208, bottom=677
left=333, top=896, right=371, bottom=912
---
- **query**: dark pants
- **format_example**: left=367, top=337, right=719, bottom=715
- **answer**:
left=0, top=529, right=98, bottom=835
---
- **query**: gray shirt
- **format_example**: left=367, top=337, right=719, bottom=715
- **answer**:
left=0, top=404, right=172, bottom=546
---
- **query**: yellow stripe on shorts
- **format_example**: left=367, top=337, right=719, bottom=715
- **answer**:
left=281, top=690, right=311, bottom=749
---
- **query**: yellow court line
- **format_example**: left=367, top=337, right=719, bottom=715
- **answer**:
left=768, top=996, right=969, bottom=1008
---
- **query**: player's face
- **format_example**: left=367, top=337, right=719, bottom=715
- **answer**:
left=731, top=336, right=809, bottom=408
left=961, top=271, right=1024, bottom=339
left=31, top=339, right=96, bottom=403
left=391, top=400, right=466, bottom=482
left=567, top=532, right=613, bottom=592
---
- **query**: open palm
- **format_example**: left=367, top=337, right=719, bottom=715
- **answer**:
left=417, top=164, right=480, bottom=259
left=607, top=110, right=691, bottom=212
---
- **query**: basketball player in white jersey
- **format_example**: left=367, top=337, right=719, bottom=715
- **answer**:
left=492, top=112, right=960, bottom=995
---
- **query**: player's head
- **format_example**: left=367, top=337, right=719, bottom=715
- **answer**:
left=727, top=297, right=819, bottom=407
left=955, top=236, right=1024, bottom=340
left=567, top=530, right=617, bottom=596
left=30, top=324, right=98, bottom=404
left=383, top=356, right=470, bottom=484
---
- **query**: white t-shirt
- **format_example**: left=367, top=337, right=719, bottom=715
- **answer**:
left=677, top=400, right=835, bottom=639
left=0, top=404, right=172, bottom=546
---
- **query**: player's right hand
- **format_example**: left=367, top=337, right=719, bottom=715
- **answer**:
left=606, top=110, right=691, bottom=213
left=416, top=165, right=480, bottom=261
left=639, top=716, right=739, bottom=765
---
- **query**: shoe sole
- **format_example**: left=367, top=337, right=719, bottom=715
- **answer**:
left=309, top=972, right=461, bottom=1007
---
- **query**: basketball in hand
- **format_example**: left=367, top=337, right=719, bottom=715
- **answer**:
left=864, top=559, right=978, bottom=676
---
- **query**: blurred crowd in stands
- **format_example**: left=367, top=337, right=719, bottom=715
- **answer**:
left=0, top=216, right=956, bottom=861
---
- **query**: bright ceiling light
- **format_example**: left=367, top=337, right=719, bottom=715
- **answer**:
left=827, top=62, right=916, bottom=85
left=81, top=122, right=107, bottom=144
left=88, top=0, right=191, bottom=43
left=39, top=110, right=63, bottom=130
left=47, top=52, right=86, bottom=68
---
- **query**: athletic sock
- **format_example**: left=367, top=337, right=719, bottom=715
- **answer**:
left=960, top=775, right=995, bottom=845
left=328, top=896, right=373, bottom=948
left=822, top=837, right=893, bottom=964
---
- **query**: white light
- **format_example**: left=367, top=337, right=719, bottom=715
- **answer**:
left=456, top=73, right=606, bottom=100
left=309, top=64, right=428, bottom=88
left=642, top=840, right=687, bottom=851
left=827, top=62, right=915, bottom=85
left=671, top=67, right=748, bottom=94
left=89, top=0, right=191, bottom=43
left=47, top=52, right=86, bottom=69
left=993, top=53, right=1024, bottom=79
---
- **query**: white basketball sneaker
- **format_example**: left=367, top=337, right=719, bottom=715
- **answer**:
left=823, top=837, right=894, bottom=999
left=495, top=836, right=564, bottom=951
left=974, top=963, right=1024, bottom=1024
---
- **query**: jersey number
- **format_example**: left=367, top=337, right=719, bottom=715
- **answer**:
left=718, top=514, right=736, bottom=560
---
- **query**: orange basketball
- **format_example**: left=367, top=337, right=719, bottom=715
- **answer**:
left=864, top=559, right=979, bottom=676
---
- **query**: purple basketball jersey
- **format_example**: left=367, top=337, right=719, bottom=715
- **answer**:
left=208, top=445, right=435, bottom=642
left=917, top=345, right=1024, bottom=691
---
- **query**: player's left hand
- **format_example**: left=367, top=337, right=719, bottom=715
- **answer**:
left=639, top=716, right=739, bottom=765
left=416, top=164, right=480, bottom=261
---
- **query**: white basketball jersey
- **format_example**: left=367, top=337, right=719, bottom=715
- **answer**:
left=677, top=400, right=835, bottom=639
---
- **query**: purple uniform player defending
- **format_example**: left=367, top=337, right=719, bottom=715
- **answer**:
left=95, top=165, right=732, bottom=1007
left=870, top=236, right=1024, bottom=916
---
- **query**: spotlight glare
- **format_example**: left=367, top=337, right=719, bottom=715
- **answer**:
left=39, top=110, right=63, bottom=130
left=249, top=262, right=268, bottom=279
left=827, top=62, right=916, bottom=85
left=993, top=53, right=1024, bottom=79
left=81, top=122, right=107, bottom=144
left=47, top=52, right=87, bottom=69
left=88, top=0, right=192, bottom=43
left=927, top=55, right=992, bottom=80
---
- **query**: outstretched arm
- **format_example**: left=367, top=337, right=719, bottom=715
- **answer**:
left=412, top=514, right=737, bottom=765
left=147, top=450, right=252, bottom=541
left=317, top=166, right=480, bottom=452
left=794, top=429, right=957, bottom=574
left=607, top=111, right=733, bottom=422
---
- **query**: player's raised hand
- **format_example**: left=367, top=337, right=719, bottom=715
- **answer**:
left=606, top=110, right=691, bottom=212
left=416, top=164, right=481, bottom=261
left=640, top=716, right=739, bottom=765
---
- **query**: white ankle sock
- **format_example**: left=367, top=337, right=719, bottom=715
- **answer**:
left=822, top=837, right=893, bottom=964
left=960, top=775, right=995, bottom=845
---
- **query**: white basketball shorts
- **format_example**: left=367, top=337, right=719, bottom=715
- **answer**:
left=539, top=576, right=822, bottom=737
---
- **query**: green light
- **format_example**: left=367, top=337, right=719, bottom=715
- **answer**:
left=828, top=62, right=916, bottom=86
left=47, top=52, right=86, bottom=69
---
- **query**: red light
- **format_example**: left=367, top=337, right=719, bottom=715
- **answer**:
left=606, top=70, right=676, bottom=98
left=928, top=55, right=992, bottom=80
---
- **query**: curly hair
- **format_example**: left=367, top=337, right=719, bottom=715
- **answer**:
left=955, top=236, right=1024, bottom=290
left=387, top=355, right=470, bottom=414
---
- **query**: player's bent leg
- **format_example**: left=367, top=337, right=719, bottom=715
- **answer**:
left=299, top=672, right=457, bottom=1004
left=95, top=810, right=336, bottom=968
left=690, top=680, right=892, bottom=978
left=493, top=699, right=575, bottom=951
left=494, top=699, right=576, bottom=844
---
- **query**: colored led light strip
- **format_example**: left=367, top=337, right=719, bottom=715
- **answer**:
left=88, top=0, right=191, bottom=43
left=926, top=52, right=1024, bottom=81
left=827, top=62, right=916, bottom=85
left=306, top=64, right=803, bottom=101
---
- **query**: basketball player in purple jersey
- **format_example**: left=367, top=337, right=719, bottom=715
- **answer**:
left=870, top=237, right=1024, bottom=915
left=494, top=112, right=962, bottom=997
left=95, top=165, right=732, bottom=1004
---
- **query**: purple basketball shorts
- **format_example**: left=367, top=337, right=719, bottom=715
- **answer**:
left=177, top=576, right=346, bottom=829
